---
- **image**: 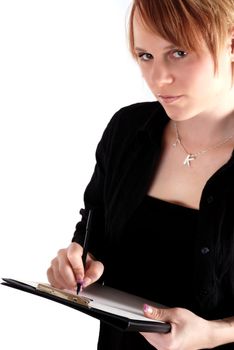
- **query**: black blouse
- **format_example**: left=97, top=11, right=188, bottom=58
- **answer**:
left=72, top=102, right=234, bottom=349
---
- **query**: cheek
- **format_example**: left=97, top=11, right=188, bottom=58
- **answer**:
left=182, top=63, right=215, bottom=94
left=140, top=71, right=158, bottom=95
left=139, top=65, right=151, bottom=84
left=139, top=65, right=170, bottom=93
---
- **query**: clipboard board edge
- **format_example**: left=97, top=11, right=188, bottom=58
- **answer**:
left=1, top=278, right=171, bottom=333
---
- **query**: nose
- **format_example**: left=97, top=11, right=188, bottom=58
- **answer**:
left=147, top=61, right=174, bottom=88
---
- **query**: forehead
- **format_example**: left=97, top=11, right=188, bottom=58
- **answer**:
left=132, top=8, right=152, bottom=37
left=132, top=8, right=174, bottom=50
left=132, top=6, right=212, bottom=55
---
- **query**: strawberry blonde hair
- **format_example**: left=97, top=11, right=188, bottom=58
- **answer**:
left=128, top=0, right=234, bottom=76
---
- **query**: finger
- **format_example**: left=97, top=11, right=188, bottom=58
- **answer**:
left=83, top=259, right=104, bottom=288
left=57, top=251, right=78, bottom=289
left=47, top=266, right=60, bottom=288
left=66, top=243, right=84, bottom=282
left=143, top=304, right=170, bottom=321
left=47, top=260, right=67, bottom=289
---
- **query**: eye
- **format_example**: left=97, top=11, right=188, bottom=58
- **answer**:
left=137, top=52, right=153, bottom=61
left=171, top=50, right=188, bottom=59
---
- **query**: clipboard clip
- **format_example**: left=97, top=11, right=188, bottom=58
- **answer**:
left=37, top=283, right=91, bottom=308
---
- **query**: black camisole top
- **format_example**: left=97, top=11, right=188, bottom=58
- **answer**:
left=108, top=195, right=199, bottom=308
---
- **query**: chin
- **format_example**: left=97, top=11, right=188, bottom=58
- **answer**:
left=163, top=106, right=198, bottom=122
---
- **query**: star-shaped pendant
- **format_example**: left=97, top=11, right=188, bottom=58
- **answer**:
left=183, top=154, right=196, bottom=167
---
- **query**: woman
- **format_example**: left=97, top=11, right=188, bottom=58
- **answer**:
left=47, top=1, right=234, bottom=349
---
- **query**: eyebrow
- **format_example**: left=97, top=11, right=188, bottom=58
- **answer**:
left=134, top=44, right=176, bottom=52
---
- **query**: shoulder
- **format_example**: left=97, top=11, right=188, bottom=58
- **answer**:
left=104, top=101, right=167, bottom=138
left=96, top=101, right=169, bottom=154
left=112, top=101, right=165, bottom=125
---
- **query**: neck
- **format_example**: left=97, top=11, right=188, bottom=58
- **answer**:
left=172, top=120, right=234, bottom=167
left=175, top=87, right=234, bottom=146
left=174, top=111, right=234, bottom=150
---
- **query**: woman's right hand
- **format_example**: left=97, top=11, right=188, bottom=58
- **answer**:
left=47, top=242, right=104, bottom=291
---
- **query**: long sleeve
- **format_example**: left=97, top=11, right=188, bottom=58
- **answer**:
left=71, top=108, right=122, bottom=260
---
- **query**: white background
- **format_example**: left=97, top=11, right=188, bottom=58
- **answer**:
left=0, top=1, right=153, bottom=349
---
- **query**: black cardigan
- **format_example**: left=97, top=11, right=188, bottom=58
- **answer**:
left=72, top=101, right=234, bottom=321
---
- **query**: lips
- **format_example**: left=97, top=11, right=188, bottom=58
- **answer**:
left=157, top=95, right=182, bottom=104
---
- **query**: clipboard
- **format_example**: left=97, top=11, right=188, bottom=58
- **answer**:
left=1, top=278, right=171, bottom=333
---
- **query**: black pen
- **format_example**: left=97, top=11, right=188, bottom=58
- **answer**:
left=77, top=209, right=93, bottom=295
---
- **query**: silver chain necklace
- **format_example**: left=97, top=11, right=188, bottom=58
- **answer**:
left=172, top=122, right=234, bottom=167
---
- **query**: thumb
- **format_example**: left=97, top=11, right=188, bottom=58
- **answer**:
left=143, top=304, right=170, bottom=321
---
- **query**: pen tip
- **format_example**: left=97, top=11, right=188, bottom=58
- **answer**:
left=77, top=281, right=84, bottom=295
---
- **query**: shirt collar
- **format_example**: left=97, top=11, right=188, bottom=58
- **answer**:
left=136, top=102, right=169, bottom=146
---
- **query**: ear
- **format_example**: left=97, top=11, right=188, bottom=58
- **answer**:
left=230, top=27, right=234, bottom=61
left=231, top=41, right=234, bottom=62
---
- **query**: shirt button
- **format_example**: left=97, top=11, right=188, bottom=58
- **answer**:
left=207, top=195, right=214, bottom=204
left=201, top=247, right=210, bottom=255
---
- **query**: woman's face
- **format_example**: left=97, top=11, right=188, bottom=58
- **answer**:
left=133, top=10, right=234, bottom=122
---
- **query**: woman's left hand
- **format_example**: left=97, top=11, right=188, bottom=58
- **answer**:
left=141, top=304, right=215, bottom=350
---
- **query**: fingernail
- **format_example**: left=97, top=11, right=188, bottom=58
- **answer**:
left=83, top=277, right=91, bottom=288
left=77, top=280, right=84, bottom=288
left=144, top=304, right=153, bottom=314
left=76, top=275, right=83, bottom=284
